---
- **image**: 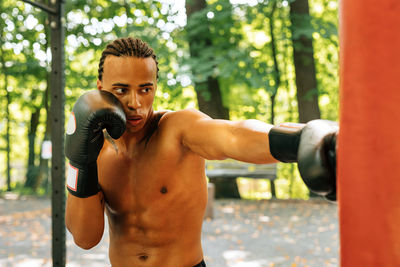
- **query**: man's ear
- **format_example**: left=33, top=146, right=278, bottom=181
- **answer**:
left=96, top=79, right=102, bottom=90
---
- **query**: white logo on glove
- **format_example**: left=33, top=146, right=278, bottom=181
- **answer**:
left=66, top=163, right=78, bottom=191
left=66, top=112, right=76, bottom=135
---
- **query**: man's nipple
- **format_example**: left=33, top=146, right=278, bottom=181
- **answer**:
left=160, top=186, right=168, bottom=194
left=138, top=254, right=149, bottom=261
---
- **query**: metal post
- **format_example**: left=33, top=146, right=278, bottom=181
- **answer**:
left=48, top=0, right=66, bottom=266
left=21, top=0, right=65, bottom=265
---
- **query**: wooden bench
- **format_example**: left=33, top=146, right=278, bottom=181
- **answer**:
left=204, top=160, right=277, bottom=219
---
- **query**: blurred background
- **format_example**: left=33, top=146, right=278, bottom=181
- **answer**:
left=0, top=0, right=339, bottom=199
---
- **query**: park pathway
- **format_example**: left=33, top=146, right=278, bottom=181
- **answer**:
left=0, top=194, right=338, bottom=267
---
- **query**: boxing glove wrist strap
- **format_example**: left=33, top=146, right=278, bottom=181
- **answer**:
left=268, top=123, right=305, bottom=163
left=66, top=161, right=100, bottom=198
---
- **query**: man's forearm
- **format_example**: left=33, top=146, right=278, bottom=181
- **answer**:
left=65, top=191, right=105, bottom=249
left=228, top=120, right=277, bottom=164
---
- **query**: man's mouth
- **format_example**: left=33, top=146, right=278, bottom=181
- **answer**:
left=127, top=116, right=143, bottom=127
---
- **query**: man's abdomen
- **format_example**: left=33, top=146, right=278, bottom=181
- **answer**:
left=106, top=191, right=206, bottom=267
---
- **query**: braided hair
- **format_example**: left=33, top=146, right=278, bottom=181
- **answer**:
left=98, top=37, right=159, bottom=81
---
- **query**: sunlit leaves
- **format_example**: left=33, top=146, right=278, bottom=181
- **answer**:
left=0, top=0, right=339, bottom=191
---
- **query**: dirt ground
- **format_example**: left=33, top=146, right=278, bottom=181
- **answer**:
left=0, top=194, right=338, bottom=267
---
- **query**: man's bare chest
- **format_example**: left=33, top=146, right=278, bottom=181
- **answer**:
left=97, top=139, right=206, bottom=214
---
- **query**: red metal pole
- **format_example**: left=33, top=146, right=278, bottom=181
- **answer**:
left=339, top=0, right=400, bottom=266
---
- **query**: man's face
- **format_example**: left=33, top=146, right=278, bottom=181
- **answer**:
left=97, top=56, right=157, bottom=134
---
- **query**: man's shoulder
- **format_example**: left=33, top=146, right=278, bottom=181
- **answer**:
left=157, top=109, right=210, bottom=137
left=159, top=108, right=208, bottom=124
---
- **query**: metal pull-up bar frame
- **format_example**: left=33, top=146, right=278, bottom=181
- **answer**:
left=21, top=0, right=66, bottom=266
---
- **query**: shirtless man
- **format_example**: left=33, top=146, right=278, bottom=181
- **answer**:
left=65, top=37, right=337, bottom=267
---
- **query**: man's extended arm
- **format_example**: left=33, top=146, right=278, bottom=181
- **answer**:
left=177, top=109, right=277, bottom=164
left=177, top=109, right=338, bottom=200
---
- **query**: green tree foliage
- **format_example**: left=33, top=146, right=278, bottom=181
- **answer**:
left=309, top=0, right=339, bottom=120
left=0, top=1, right=50, bottom=191
left=1, top=0, right=339, bottom=199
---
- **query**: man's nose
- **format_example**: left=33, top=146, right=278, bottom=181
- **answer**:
left=127, top=92, right=141, bottom=110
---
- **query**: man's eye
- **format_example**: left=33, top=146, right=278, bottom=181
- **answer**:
left=142, top=88, right=151, bottom=93
left=115, top=88, right=127, bottom=94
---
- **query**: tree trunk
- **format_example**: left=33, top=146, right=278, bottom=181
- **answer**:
left=289, top=0, right=321, bottom=123
left=5, top=75, right=11, bottom=192
left=0, top=35, right=11, bottom=191
left=32, top=21, right=52, bottom=193
left=195, top=77, right=229, bottom=120
left=185, top=0, right=229, bottom=120
left=24, top=108, right=40, bottom=189
left=290, top=0, right=321, bottom=197
left=33, top=78, right=51, bottom=192
left=268, top=0, right=281, bottom=125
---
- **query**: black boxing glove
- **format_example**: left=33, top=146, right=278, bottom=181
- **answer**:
left=65, top=90, right=126, bottom=198
left=297, top=120, right=338, bottom=200
left=269, top=120, right=338, bottom=200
